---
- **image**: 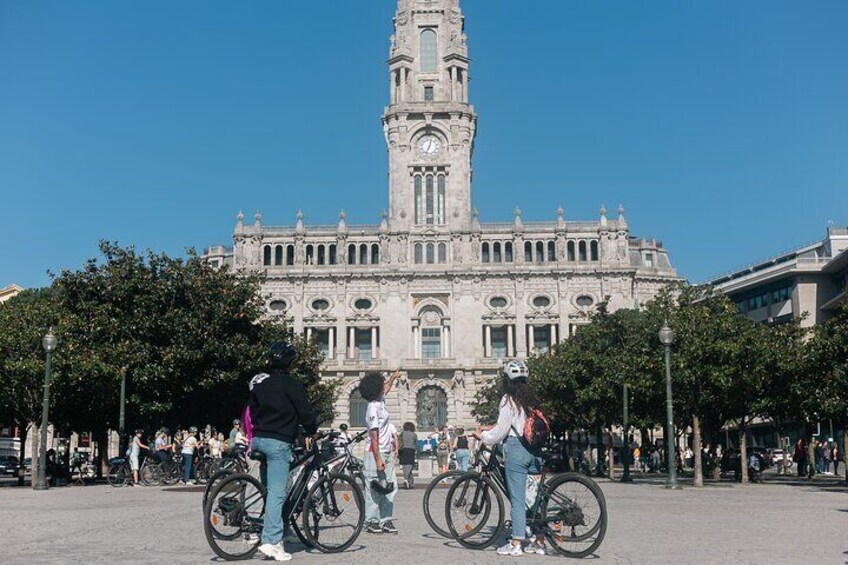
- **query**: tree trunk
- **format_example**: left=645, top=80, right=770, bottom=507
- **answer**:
left=607, top=430, right=615, bottom=480
left=594, top=420, right=604, bottom=477
left=692, top=415, right=703, bottom=487
left=30, top=423, right=39, bottom=489
left=739, top=418, right=749, bottom=484
left=843, top=432, right=848, bottom=484
left=17, top=423, right=28, bottom=487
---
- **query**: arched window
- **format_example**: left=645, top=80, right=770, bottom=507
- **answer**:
left=579, top=241, right=588, bottom=262
left=317, top=244, right=325, bottom=266
left=263, top=246, right=272, bottom=266
left=415, top=243, right=423, bottom=264
left=420, top=29, right=438, bottom=73
left=349, top=388, right=368, bottom=428
left=305, top=244, right=314, bottom=265
left=274, top=245, right=283, bottom=266
left=414, top=174, right=423, bottom=224
left=348, top=244, right=357, bottom=265
left=590, top=241, right=599, bottom=262
left=371, top=243, right=380, bottom=265
left=425, top=175, right=435, bottom=225
left=438, top=242, right=447, bottom=263
left=536, top=241, right=544, bottom=263
left=504, top=242, right=514, bottom=262
left=437, top=175, right=446, bottom=225
left=567, top=241, right=575, bottom=262
left=548, top=241, right=556, bottom=262
left=416, top=386, right=447, bottom=431
left=286, top=244, right=295, bottom=266
left=359, top=243, right=368, bottom=265
left=328, top=244, right=337, bottom=265
left=426, top=243, right=435, bottom=264
left=524, top=241, right=533, bottom=262
left=493, top=241, right=502, bottom=263
left=481, top=242, right=490, bottom=263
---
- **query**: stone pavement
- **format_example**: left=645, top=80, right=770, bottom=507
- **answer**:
left=0, top=477, right=846, bottom=565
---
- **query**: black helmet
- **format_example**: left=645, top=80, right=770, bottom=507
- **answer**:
left=270, top=341, right=297, bottom=370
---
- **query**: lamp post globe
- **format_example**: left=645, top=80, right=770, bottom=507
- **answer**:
left=659, top=324, right=674, bottom=346
left=34, top=328, right=57, bottom=491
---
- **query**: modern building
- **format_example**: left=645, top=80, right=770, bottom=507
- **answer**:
left=0, top=284, right=23, bottom=304
left=204, top=0, right=678, bottom=430
left=709, top=227, right=848, bottom=327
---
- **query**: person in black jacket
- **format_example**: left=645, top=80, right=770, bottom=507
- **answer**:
left=249, top=341, right=318, bottom=562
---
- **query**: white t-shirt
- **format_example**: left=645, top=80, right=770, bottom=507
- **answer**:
left=208, top=437, right=221, bottom=457
left=364, top=400, right=393, bottom=453
left=181, top=436, right=198, bottom=455
left=480, top=396, right=526, bottom=445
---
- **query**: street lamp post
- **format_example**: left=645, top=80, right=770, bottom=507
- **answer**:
left=34, top=328, right=58, bottom=491
left=622, top=383, right=632, bottom=482
left=659, top=322, right=680, bottom=489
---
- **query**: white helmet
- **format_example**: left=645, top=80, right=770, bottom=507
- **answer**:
left=502, top=360, right=529, bottom=381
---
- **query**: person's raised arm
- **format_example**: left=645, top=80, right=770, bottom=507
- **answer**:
left=383, top=369, right=401, bottom=396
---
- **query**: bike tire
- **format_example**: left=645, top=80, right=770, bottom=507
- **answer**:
left=140, top=463, right=160, bottom=486
left=541, top=473, right=607, bottom=558
left=302, top=473, right=364, bottom=553
left=422, top=469, right=465, bottom=538
left=203, top=469, right=235, bottom=509
left=108, top=464, right=128, bottom=487
left=203, top=472, right=265, bottom=561
left=445, top=472, right=504, bottom=550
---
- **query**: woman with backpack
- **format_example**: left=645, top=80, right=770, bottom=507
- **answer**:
left=474, top=360, right=548, bottom=556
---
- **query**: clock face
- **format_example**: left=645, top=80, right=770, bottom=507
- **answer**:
left=417, top=135, right=442, bottom=159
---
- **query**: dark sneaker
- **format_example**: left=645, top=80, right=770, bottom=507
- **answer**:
left=365, top=522, right=383, bottom=534
left=381, top=520, right=398, bottom=534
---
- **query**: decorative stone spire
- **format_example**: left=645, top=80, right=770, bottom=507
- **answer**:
left=295, top=210, right=304, bottom=233
left=617, top=204, right=627, bottom=227
left=599, top=204, right=608, bottom=227
left=254, top=210, right=262, bottom=227
left=380, top=210, right=389, bottom=233
left=471, top=208, right=480, bottom=232
left=556, top=206, right=565, bottom=229
left=337, top=209, right=347, bottom=233
left=513, top=207, right=523, bottom=230
left=235, top=210, right=244, bottom=231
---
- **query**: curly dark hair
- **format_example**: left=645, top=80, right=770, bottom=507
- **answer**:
left=503, top=375, right=540, bottom=415
left=403, top=421, right=415, bottom=432
left=358, top=372, right=385, bottom=402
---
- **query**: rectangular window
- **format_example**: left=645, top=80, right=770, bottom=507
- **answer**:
left=491, top=326, right=507, bottom=359
left=426, top=175, right=435, bottom=224
left=421, top=328, right=442, bottom=359
left=533, top=325, right=551, bottom=353
left=424, top=86, right=434, bottom=101
left=645, top=253, right=654, bottom=267
left=355, top=328, right=372, bottom=361
left=314, top=329, right=331, bottom=360
left=414, top=175, right=423, bottom=224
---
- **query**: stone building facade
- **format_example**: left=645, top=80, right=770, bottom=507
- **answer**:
left=204, top=0, right=678, bottom=431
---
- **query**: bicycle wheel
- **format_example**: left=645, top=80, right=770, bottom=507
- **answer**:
left=302, top=473, right=364, bottom=553
left=204, top=469, right=235, bottom=509
left=541, top=473, right=607, bottom=558
left=140, top=462, right=160, bottom=486
left=108, top=464, right=128, bottom=487
left=445, top=473, right=504, bottom=550
left=204, top=473, right=265, bottom=561
left=422, top=470, right=465, bottom=537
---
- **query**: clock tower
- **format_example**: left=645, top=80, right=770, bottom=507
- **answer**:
left=383, top=0, right=477, bottom=233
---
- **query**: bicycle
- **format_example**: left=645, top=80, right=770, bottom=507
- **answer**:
left=107, top=457, right=131, bottom=487
left=445, top=443, right=607, bottom=558
left=203, top=430, right=365, bottom=560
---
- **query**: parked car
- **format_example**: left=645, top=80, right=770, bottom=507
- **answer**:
left=0, top=455, right=20, bottom=476
left=22, top=457, right=32, bottom=474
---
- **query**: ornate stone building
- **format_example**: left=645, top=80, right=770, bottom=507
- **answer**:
left=204, top=0, right=678, bottom=430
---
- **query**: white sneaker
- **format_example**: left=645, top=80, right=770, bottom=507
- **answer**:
left=497, top=542, right=524, bottom=556
left=524, top=542, right=546, bottom=555
left=258, top=543, right=292, bottom=562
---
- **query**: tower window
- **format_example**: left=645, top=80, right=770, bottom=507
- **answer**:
left=414, top=175, right=423, bottom=224
left=424, top=86, right=434, bottom=101
left=420, top=29, right=438, bottom=73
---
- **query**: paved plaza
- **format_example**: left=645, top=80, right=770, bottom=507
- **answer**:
left=1, top=475, right=846, bottom=565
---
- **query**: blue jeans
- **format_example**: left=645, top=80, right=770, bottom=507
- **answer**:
left=455, top=449, right=471, bottom=472
left=363, top=451, right=397, bottom=525
left=251, top=437, right=292, bottom=545
left=181, top=453, right=193, bottom=482
left=504, top=436, right=541, bottom=542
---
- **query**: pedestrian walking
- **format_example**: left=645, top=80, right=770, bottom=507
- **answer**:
left=452, top=427, right=471, bottom=472
left=361, top=370, right=401, bottom=535
left=794, top=439, right=807, bottom=478
left=129, top=430, right=148, bottom=487
left=399, top=422, right=418, bottom=489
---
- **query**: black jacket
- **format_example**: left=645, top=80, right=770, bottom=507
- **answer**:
left=249, top=371, right=318, bottom=444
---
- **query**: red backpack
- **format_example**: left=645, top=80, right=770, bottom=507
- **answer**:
left=515, top=408, right=550, bottom=451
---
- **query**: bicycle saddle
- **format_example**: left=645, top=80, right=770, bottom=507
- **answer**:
left=248, top=450, right=266, bottom=462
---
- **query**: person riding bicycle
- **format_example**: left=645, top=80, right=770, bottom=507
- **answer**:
left=474, top=360, right=547, bottom=556
left=249, top=340, right=318, bottom=562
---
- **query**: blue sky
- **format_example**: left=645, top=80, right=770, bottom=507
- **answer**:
left=1, top=1, right=846, bottom=288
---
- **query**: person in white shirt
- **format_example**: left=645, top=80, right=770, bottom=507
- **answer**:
left=475, top=360, right=547, bottom=557
left=181, top=427, right=199, bottom=484
left=208, top=433, right=222, bottom=458
left=360, top=370, right=401, bottom=534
